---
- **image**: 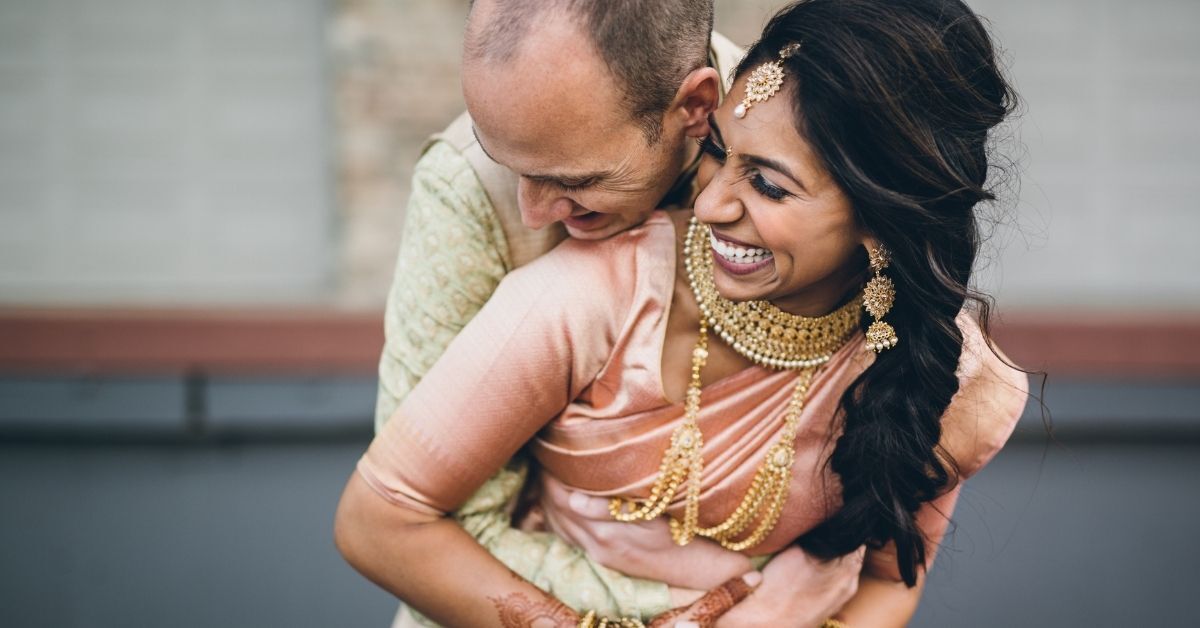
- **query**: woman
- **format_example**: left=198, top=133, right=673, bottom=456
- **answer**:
left=336, top=0, right=1028, bottom=625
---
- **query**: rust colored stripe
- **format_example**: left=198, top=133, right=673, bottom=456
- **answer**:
left=990, top=313, right=1200, bottom=379
left=0, top=308, right=1197, bottom=378
left=0, top=308, right=384, bottom=375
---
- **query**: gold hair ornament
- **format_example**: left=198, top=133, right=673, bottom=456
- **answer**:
left=734, top=42, right=802, bottom=119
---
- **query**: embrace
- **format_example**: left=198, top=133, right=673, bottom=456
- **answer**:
left=336, top=0, right=1030, bottom=626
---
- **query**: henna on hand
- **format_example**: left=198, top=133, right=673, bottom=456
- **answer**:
left=648, top=575, right=755, bottom=628
left=488, top=592, right=579, bottom=628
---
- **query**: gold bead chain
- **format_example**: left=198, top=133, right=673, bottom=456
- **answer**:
left=609, top=217, right=861, bottom=551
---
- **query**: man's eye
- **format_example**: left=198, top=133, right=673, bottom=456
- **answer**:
left=749, top=172, right=788, bottom=201
left=698, top=136, right=728, bottom=162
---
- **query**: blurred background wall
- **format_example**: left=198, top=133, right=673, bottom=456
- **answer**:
left=1, top=1, right=1198, bottom=626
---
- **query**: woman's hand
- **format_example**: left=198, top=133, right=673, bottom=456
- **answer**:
left=712, top=545, right=865, bottom=628
left=647, top=572, right=761, bottom=628
left=541, top=476, right=754, bottom=590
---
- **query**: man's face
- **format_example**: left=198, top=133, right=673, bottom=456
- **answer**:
left=462, top=14, right=688, bottom=240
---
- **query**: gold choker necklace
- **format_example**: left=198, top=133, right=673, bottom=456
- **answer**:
left=609, top=217, right=862, bottom=551
left=685, top=217, right=862, bottom=368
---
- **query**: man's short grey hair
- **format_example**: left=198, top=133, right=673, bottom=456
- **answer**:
left=466, top=0, right=715, bottom=143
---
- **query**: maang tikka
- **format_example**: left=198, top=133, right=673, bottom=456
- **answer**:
left=863, top=245, right=899, bottom=352
left=734, top=42, right=802, bottom=119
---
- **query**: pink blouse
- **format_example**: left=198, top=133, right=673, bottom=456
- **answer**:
left=358, top=211, right=1029, bottom=581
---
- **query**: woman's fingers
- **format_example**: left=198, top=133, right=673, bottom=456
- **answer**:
left=648, top=571, right=762, bottom=628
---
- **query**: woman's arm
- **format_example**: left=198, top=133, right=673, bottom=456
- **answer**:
left=337, top=471, right=759, bottom=627
left=337, top=471, right=581, bottom=627
left=829, top=574, right=924, bottom=628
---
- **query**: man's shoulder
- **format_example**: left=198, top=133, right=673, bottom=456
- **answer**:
left=417, top=111, right=511, bottom=191
left=420, top=111, right=566, bottom=270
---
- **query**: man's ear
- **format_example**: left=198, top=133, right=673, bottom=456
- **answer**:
left=670, top=67, right=722, bottom=139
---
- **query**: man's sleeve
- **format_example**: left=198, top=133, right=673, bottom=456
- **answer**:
left=371, top=140, right=672, bottom=621
left=374, top=141, right=511, bottom=433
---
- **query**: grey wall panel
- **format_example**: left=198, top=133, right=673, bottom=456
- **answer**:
left=0, top=377, right=186, bottom=433
left=0, top=440, right=1196, bottom=627
left=205, top=376, right=377, bottom=433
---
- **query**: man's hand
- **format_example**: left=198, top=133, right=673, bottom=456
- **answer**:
left=713, top=545, right=865, bottom=628
left=540, top=476, right=754, bottom=590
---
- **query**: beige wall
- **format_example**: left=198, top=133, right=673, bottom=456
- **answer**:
left=3, top=0, right=1197, bottom=311
left=333, top=0, right=1200, bottom=312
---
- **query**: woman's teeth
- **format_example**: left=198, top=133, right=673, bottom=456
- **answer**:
left=710, top=232, right=773, bottom=264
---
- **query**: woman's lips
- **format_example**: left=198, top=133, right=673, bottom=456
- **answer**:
left=711, top=249, right=776, bottom=276
left=709, top=230, right=774, bottom=276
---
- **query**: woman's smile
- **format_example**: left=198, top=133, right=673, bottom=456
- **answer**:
left=709, top=229, right=774, bottom=276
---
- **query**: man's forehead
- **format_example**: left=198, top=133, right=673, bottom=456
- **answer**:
left=471, top=124, right=622, bottom=183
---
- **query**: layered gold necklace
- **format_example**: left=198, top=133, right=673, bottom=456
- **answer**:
left=609, top=217, right=862, bottom=551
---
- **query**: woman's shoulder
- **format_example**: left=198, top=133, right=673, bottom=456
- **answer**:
left=939, top=312, right=1030, bottom=480
left=509, top=211, right=677, bottom=301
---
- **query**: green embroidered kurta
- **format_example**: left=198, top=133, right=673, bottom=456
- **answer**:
left=375, top=142, right=672, bottom=625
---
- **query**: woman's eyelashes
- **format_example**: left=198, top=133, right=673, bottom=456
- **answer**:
left=748, top=171, right=789, bottom=201
left=699, top=135, right=728, bottom=162
left=702, top=135, right=790, bottom=201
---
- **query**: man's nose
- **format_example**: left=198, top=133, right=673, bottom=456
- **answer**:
left=518, top=178, right=575, bottom=229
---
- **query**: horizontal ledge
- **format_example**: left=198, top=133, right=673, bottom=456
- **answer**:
left=0, top=307, right=383, bottom=375
left=0, top=307, right=1198, bottom=377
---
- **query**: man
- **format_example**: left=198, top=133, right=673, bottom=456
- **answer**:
left=369, top=0, right=860, bottom=624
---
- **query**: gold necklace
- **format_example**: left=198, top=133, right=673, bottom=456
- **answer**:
left=609, top=217, right=861, bottom=551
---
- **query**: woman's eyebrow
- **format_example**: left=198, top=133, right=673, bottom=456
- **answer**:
left=711, top=113, right=810, bottom=193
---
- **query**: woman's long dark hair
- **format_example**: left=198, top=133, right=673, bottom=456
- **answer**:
left=736, top=0, right=1018, bottom=586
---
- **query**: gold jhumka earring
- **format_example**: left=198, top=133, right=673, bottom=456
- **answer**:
left=863, top=245, right=899, bottom=352
left=733, top=42, right=802, bottom=119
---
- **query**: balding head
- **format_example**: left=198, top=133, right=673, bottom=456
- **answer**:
left=461, top=0, right=721, bottom=241
left=466, top=0, right=714, bottom=142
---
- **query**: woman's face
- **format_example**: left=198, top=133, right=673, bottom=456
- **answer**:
left=693, top=74, right=869, bottom=317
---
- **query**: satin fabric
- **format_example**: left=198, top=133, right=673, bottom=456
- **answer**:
left=358, top=211, right=1029, bottom=581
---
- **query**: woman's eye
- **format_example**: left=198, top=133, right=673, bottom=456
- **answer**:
left=749, top=172, right=788, bottom=201
left=698, top=136, right=728, bottom=162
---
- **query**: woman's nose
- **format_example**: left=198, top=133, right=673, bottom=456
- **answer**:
left=693, top=169, right=743, bottom=225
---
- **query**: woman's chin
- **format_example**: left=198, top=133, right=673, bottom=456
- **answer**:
left=712, top=270, right=774, bottom=304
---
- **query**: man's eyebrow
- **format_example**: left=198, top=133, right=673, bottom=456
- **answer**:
left=471, top=125, right=613, bottom=184
left=710, top=114, right=808, bottom=193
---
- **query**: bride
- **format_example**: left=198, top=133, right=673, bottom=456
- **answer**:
left=336, top=0, right=1028, bottom=625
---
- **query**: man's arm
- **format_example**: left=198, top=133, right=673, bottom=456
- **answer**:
left=375, top=140, right=510, bottom=433
left=372, top=140, right=672, bottom=618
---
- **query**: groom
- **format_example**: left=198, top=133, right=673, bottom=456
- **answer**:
left=374, top=0, right=861, bottom=624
